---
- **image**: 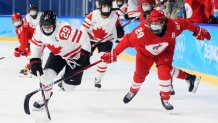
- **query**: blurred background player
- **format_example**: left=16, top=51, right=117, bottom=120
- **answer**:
left=29, top=10, right=91, bottom=109
left=11, top=13, right=34, bottom=77
left=81, top=0, right=124, bottom=89
left=112, top=0, right=128, bottom=19
left=184, top=0, right=215, bottom=23
left=100, top=10, right=210, bottom=110
left=24, top=4, right=43, bottom=29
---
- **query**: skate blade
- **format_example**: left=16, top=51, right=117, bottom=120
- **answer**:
left=32, top=107, right=44, bottom=111
left=192, top=76, right=201, bottom=93
left=19, top=74, right=33, bottom=78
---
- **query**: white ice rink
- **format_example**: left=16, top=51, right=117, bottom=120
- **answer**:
left=0, top=41, right=218, bottom=123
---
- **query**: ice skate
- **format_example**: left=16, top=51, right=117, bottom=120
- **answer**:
left=161, top=98, right=174, bottom=110
left=19, top=66, right=32, bottom=78
left=33, top=92, right=53, bottom=111
left=185, top=74, right=201, bottom=93
left=123, top=91, right=137, bottom=104
left=170, top=84, right=175, bottom=95
left=94, top=78, right=101, bottom=88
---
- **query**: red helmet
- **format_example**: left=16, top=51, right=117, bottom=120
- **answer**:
left=12, top=13, right=22, bottom=21
left=147, top=9, right=165, bottom=23
left=139, top=0, right=155, bottom=4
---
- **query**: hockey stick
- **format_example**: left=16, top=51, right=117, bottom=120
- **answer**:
left=24, top=60, right=102, bottom=115
left=37, top=72, right=51, bottom=120
left=0, top=57, right=5, bottom=60
left=122, top=16, right=138, bottom=27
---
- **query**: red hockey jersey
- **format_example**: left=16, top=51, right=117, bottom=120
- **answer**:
left=15, top=22, right=35, bottom=51
left=184, top=0, right=213, bottom=23
left=114, top=18, right=199, bottom=57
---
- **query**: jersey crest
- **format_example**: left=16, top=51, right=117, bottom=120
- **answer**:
left=145, top=42, right=169, bottom=55
left=46, top=44, right=63, bottom=55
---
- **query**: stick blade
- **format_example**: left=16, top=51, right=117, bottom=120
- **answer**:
left=24, top=91, right=37, bottom=114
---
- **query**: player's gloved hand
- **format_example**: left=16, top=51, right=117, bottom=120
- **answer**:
left=194, top=27, right=211, bottom=41
left=30, top=58, right=43, bottom=76
left=208, top=15, right=217, bottom=24
left=76, top=49, right=91, bottom=67
left=14, top=47, right=26, bottom=57
left=100, top=50, right=117, bottom=64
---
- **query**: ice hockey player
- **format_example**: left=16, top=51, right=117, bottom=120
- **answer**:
left=112, top=0, right=128, bottom=19
left=80, top=0, right=124, bottom=89
left=24, top=4, right=42, bottom=29
left=12, top=13, right=35, bottom=77
left=100, top=9, right=211, bottom=110
left=29, top=10, right=91, bottom=109
left=138, top=0, right=201, bottom=96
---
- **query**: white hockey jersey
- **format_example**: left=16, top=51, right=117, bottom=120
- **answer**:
left=112, top=1, right=128, bottom=19
left=81, top=10, right=121, bottom=43
left=24, top=12, right=42, bottom=29
left=30, top=21, right=91, bottom=61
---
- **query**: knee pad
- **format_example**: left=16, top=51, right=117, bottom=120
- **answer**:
left=133, top=71, right=148, bottom=83
left=158, top=65, right=171, bottom=80
left=41, top=69, right=57, bottom=85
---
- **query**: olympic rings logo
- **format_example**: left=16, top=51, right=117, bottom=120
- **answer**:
left=175, top=34, right=185, bottom=59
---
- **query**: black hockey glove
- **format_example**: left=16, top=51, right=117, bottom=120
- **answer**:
left=30, top=58, right=43, bottom=76
left=76, top=49, right=91, bottom=67
left=208, top=15, right=217, bottom=24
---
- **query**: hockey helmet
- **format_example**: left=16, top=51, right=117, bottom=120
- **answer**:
left=115, top=0, right=124, bottom=8
left=147, top=10, right=166, bottom=34
left=40, top=10, right=56, bottom=36
left=29, top=4, right=38, bottom=19
left=12, top=13, right=22, bottom=28
left=139, top=0, right=156, bottom=15
left=98, top=0, right=113, bottom=17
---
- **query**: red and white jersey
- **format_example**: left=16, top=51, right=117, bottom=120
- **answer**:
left=114, top=18, right=198, bottom=56
left=15, top=22, right=35, bottom=51
left=24, top=12, right=42, bottom=29
left=30, top=21, right=91, bottom=61
left=81, top=10, right=120, bottom=43
left=112, top=1, right=128, bottom=19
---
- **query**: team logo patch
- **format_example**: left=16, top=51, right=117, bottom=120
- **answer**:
left=145, top=42, right=169, bottom=55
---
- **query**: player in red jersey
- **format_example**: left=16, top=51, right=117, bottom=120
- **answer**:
left=12, top=13, right=35, bottom=77
left=101, top=10, right=211, bottom=110
left=184, top=0, right=215, bottom=23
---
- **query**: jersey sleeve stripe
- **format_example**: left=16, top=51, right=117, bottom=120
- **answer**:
left=75, top=31, right=82, bottom=43
left=84, top=20, right=91, bottom=26
left=32, top=37, right=42, bottom=43
left=82, top=24, right=89, bottom=29
left=71, top=29, right=78, bottom=42
left=63, top=46, right=81, bottom=57
left=31, top=39, right=42, bottom=47
left=69, top=50, right=81, bottom=59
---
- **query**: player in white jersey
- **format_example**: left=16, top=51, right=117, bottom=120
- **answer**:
left=29, top=10, right=91, bottom=109
left=81, top=0, right=124, bottom=89
left=24, top=4, right=42, bottom=29
left=112, top=0, right=128, bottom=19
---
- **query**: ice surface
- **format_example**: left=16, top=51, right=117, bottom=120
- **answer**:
left=0, top=41, right=218, bottom=123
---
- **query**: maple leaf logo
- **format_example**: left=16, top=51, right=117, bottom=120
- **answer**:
left=92, top=27, right=108, bottom=39
left=46, top=44, right=63, bottom=55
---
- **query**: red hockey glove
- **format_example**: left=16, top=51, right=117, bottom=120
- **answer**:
left=101, top=50, right=117, bottom=64
left=194, top=27, right=211, bottom=41
left=14, top=48, right=26, bottom=57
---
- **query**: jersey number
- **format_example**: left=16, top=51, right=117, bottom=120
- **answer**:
left=135, top=27, right=144, bottom=39
left=59, top=26, right=72, bottom=40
